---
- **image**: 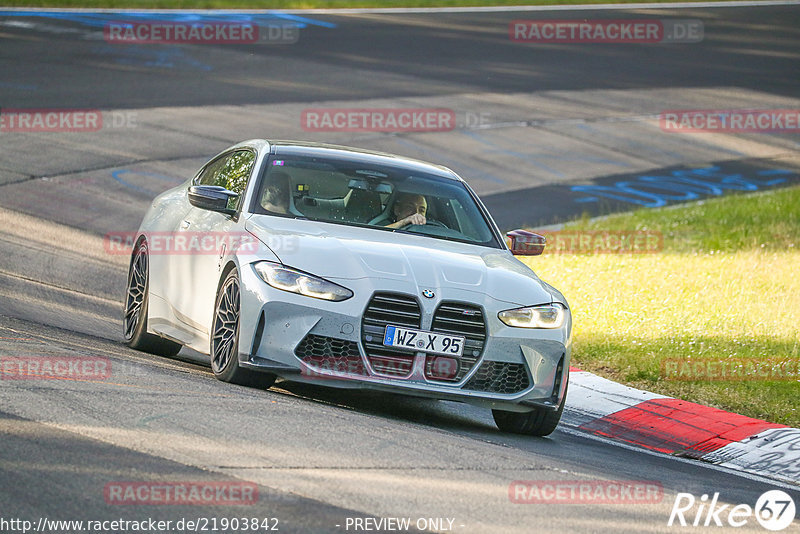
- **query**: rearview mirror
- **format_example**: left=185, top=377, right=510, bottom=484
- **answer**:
left=507, top=229, right=546, bottom=256
left=347, top=178, right=393, bottom=194
left=188, top=185, right=238, bottom=216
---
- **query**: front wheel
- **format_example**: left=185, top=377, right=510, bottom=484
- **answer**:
left=211, top=268, right=276, bottom=389
left=124, top=241, right=182, bottom=357
left=492, top=381, right=568, bottom=437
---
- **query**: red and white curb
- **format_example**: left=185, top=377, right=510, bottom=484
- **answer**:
left=564, top=367, right=800, bottom=486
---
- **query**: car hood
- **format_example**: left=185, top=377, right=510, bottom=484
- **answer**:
left=245, top=215, right=554, bottom=307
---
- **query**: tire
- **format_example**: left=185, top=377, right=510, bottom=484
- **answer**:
left=492, top=380, right=568, bottom=437
left=124, top=240, right=182, bottom=357
left=211, top=267, right=276, bottom=389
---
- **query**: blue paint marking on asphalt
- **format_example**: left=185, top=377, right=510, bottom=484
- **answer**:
left=571, top=166, right=794, bottom=207
left=0, top=10, right=335, bottom=72
left=0, top=10, right=336, bottom=29
left=111, top=169, right=183, bottom=196
left=756, top=168, right=792, bottom=186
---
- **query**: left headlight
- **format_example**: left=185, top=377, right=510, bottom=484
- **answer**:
left=253, top=261, right=353, bottom=302
left=498, top=303, right=567, bottom=329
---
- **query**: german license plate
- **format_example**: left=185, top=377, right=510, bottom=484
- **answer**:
left=382, top=325, right=465, bottom=356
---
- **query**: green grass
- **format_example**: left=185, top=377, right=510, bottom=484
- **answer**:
left=522, top=186, right=800, bottom=427
left=0, top=0, right=738, bottom=9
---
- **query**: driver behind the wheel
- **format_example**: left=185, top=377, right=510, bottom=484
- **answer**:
left=261, top=171, right=292, bottom=214
left=383, top=193, right=427, bottom=229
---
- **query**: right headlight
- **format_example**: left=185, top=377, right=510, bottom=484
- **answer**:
left=498, top=303, right=566, bottom=329
left=253, top=261, right=353, bottom=302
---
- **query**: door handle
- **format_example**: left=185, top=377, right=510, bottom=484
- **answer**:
left=180, top=220, right=190, bottom=230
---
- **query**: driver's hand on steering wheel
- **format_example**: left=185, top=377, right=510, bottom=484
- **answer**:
left=398, top=213, right=426, bottom=227
left=385, top=193, right=428, bottom=229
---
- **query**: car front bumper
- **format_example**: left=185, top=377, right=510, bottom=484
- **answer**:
left=237, top=262, right=571, bottom=412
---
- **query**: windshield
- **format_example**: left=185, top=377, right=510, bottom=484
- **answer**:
left=252, top=155, right=500, bottom=248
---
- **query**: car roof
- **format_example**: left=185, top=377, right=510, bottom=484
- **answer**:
left=242, top=139, right=462, bottom=181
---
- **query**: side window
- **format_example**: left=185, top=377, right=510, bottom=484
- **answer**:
left=196, top=150, right=256, bottom=210
left=196, top=156, right=228, bottom=187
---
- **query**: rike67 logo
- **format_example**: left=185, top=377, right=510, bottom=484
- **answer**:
left=669, top=490, right=796, bottom=531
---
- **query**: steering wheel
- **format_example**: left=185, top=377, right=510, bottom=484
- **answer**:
left=400, top=219, right=447, bottom=230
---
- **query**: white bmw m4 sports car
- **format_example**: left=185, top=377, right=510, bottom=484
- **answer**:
left=124, top=140, right=572, bottom=435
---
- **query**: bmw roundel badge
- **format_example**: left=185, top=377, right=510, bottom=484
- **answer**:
left=422, top=289, right=435, bottom=299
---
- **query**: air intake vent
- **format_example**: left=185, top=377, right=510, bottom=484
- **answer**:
left=464, top=361, right=531, bottom=394
left=426, top=302, right=486, bottom=382
left=295, top=334, right=366, bottom=375
left=361, top=293, right=421, bottom=377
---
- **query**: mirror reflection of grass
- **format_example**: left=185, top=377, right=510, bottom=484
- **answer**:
left=525, top=185, right=800, bottom=427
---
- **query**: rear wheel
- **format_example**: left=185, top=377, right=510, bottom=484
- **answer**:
left=492, top=380, right=568, bottom=437
left=211, top=268, right=276, bottom=388
left=124, top=241, right=182, bottom=357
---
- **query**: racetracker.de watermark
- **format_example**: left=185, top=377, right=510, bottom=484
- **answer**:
left=301, top=357, right=367, bottom=379
left=104, top=231, right=298, bottom=255
left=0, top=356, right=111, bottom=381
left=509, top=480, right=664, bottom=504
left=660, top=110, right=800, bottom=133
left=0, top=109, right=137, bottom=132
left=535, top=230, right=663, bottom=254
left=662, top=359, right=800, bottom=382
left=301, top=108, right=456, bottom=132
left=104, top=21, right=299, bottom=44
left=299, top=354, right=460, bottom=381
left=510, top=19, right=703, bottom=43
left=104, top=481, right=258, bottom=505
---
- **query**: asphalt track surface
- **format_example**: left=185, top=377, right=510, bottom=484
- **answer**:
left=1, top=4, right=799, bottom=533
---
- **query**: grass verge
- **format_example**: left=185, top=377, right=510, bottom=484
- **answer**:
left=522, top=186, right=800, bottom=427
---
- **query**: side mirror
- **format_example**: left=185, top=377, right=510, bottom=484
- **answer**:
left=188, top=185, right=238, bottom=216
left=506, top=229, right=546, bottom=256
